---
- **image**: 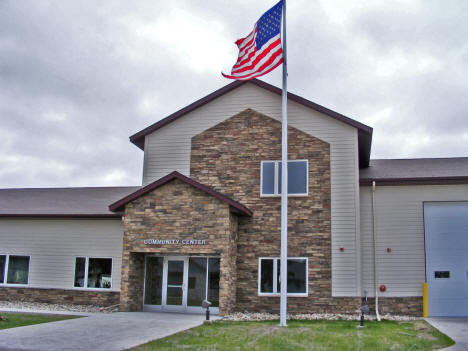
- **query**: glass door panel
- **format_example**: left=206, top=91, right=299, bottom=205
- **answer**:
left=167, top=261, right=184, bottom=285
left=144, top=257, right=163, bottom=305
left=166, top=287, right=183, bottom=305
left=187, top=258, right=207, bottom=307
left=208, top=258, right=220, bottom=307
left=166, top=259, right=185, bottom=306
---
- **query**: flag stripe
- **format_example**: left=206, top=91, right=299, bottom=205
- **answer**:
left=237, top=27, right=256, bottom=51
left=231, top=48, right=282, bottom=78
left=225, top=49, right=283, bottom=80
left=237, top=38, right=257, bottom=63
left=227, top=48, right=283, bottom=80
left=232, top=36, right=281, bottom=73
left=222, top=57, right=283, bottom=81
left=231, top=44, right=283, bottom=77
left=235, top=36, right=258, bottom=67
left=222, top=1, right=283, bottom=81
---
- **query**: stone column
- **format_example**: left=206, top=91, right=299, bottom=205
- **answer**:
left=120, top=251, right=145, bottom=311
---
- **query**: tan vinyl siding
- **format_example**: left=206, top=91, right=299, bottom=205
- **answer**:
left=360, top=184, right=468, bottom=297
left=0, top=218, right=123, bottom=291
left=143, top=83, right=360, bottom=296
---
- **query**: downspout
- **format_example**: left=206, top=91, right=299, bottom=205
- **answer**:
left=371, top=181, right=381, bottom=321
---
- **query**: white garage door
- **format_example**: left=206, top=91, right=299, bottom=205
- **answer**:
left=424, top=202, right=468, bottom=317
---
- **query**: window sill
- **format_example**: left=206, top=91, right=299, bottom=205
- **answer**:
left=258, top=293, right=308, bottom=297
left=72, top=287, right=113, bottom=291
left=260, top=194, right=309, bottom=198
left=0, top=283, right=29, bottom=287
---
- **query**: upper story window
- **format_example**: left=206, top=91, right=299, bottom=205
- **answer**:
left=0, top=254, right=30, bottom=285
left=261, top=160, right=308, bottom=196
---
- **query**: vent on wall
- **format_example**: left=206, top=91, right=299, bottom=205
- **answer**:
left=434, top=271, right=450, bottom=279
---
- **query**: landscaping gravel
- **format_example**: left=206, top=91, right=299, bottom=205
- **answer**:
left=0, top=301, right=421, bottom=321
left=221, top=312, right=422, bottom=321
left=0, top=300, right=118, bottom=313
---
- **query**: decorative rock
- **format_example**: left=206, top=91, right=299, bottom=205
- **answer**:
left=0, top=300, right=117, bottom=313
left=221, top=312, right=422, bottom=322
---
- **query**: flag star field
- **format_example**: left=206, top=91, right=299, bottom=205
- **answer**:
left=256, top=1, right=283, bottom=50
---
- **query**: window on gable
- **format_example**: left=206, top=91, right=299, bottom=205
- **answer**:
left=0, top=255, right=30, bottom=285
left=261, top=160, right=308, bottom=196
left=258, top=257, right=308, bottom=296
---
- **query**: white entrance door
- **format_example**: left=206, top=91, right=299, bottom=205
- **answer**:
left=424, top=202, right=468, bottom=317
left=162, top=257, right=188, bottom=312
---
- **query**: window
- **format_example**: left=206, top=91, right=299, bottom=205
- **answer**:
left=258, top=257, right=308, bottom=296
left=74, top=257, right=112, bottom=289
left=261, top=160, right=308, bottom=196
left=0, top=255, right=30, bottom=285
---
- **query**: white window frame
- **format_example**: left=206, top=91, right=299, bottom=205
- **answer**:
left=0, top=254, right=31, bottom=287
left=257, top=257, right=308, bottom=297
left=260, top=160, right=309, bottom=197
left=73, top=256, right=113, bottom=290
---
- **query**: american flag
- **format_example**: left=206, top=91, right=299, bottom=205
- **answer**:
left=222, top=1, right=283, bottom=80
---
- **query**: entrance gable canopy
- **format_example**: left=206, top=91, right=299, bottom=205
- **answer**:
left=109, top=171, right=252, bottom=217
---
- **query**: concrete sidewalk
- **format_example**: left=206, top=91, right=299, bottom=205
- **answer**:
left=0, top=312, right=208, bottom=351
left=426, top=317, right=468, bottom=351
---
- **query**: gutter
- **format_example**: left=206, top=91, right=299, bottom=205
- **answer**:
left=371, top=181, right=381, bottom=321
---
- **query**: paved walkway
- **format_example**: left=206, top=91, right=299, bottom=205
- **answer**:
left=0, top=312, right=208, bottom=351
left=426, top=317, right=468, bottom=351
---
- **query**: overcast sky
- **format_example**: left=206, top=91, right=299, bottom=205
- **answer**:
left=1, top=0, right=467, bottom=188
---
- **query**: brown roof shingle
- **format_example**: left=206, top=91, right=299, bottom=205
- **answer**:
left=0, top=186, right=139, bottom=217
left=360, top=157, right=468, bottom=185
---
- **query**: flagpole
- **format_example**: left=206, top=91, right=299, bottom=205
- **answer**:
left=279, top=0, right=288, bottom=327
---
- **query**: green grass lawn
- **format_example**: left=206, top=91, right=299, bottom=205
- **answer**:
left=0, top=312, right=78, bottom=330
left=131, top=319, right=454, bottom=351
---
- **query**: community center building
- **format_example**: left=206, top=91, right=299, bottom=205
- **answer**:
left=1, top=79, right=467, bottom=317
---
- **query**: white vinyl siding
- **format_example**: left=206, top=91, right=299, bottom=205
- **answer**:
left=360, top=184, right=468, bottom=297
left=0, top=218, right=123, bottom=291
left=143, top=83, right=360, bottom=296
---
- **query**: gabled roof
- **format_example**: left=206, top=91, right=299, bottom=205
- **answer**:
left=360, top=157, right=468, bottom=185
left=129, top=79, right=373, bottom=167
left=0, top=186, right=139, bottom=218
left=109, top=171, right=253, bottom=216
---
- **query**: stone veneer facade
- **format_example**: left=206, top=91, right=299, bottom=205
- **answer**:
left=0, top=287, right=119, bottom=306
left=119, top=178, right=239, bottom=314
left=190, top=109, right=360, bottom=313
left=117, top=108, right=424, bottom=316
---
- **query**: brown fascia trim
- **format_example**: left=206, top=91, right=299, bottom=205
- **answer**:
left=128, top=79, right=373, bottom=167
left=109, top=171, right=253, bottom=217
left=0, top=214, right=123, bottom=218
left=360, top=176, right=468, bottom=186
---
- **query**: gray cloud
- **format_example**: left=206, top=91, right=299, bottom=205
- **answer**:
left=1, top=0, right=468, bottom=188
